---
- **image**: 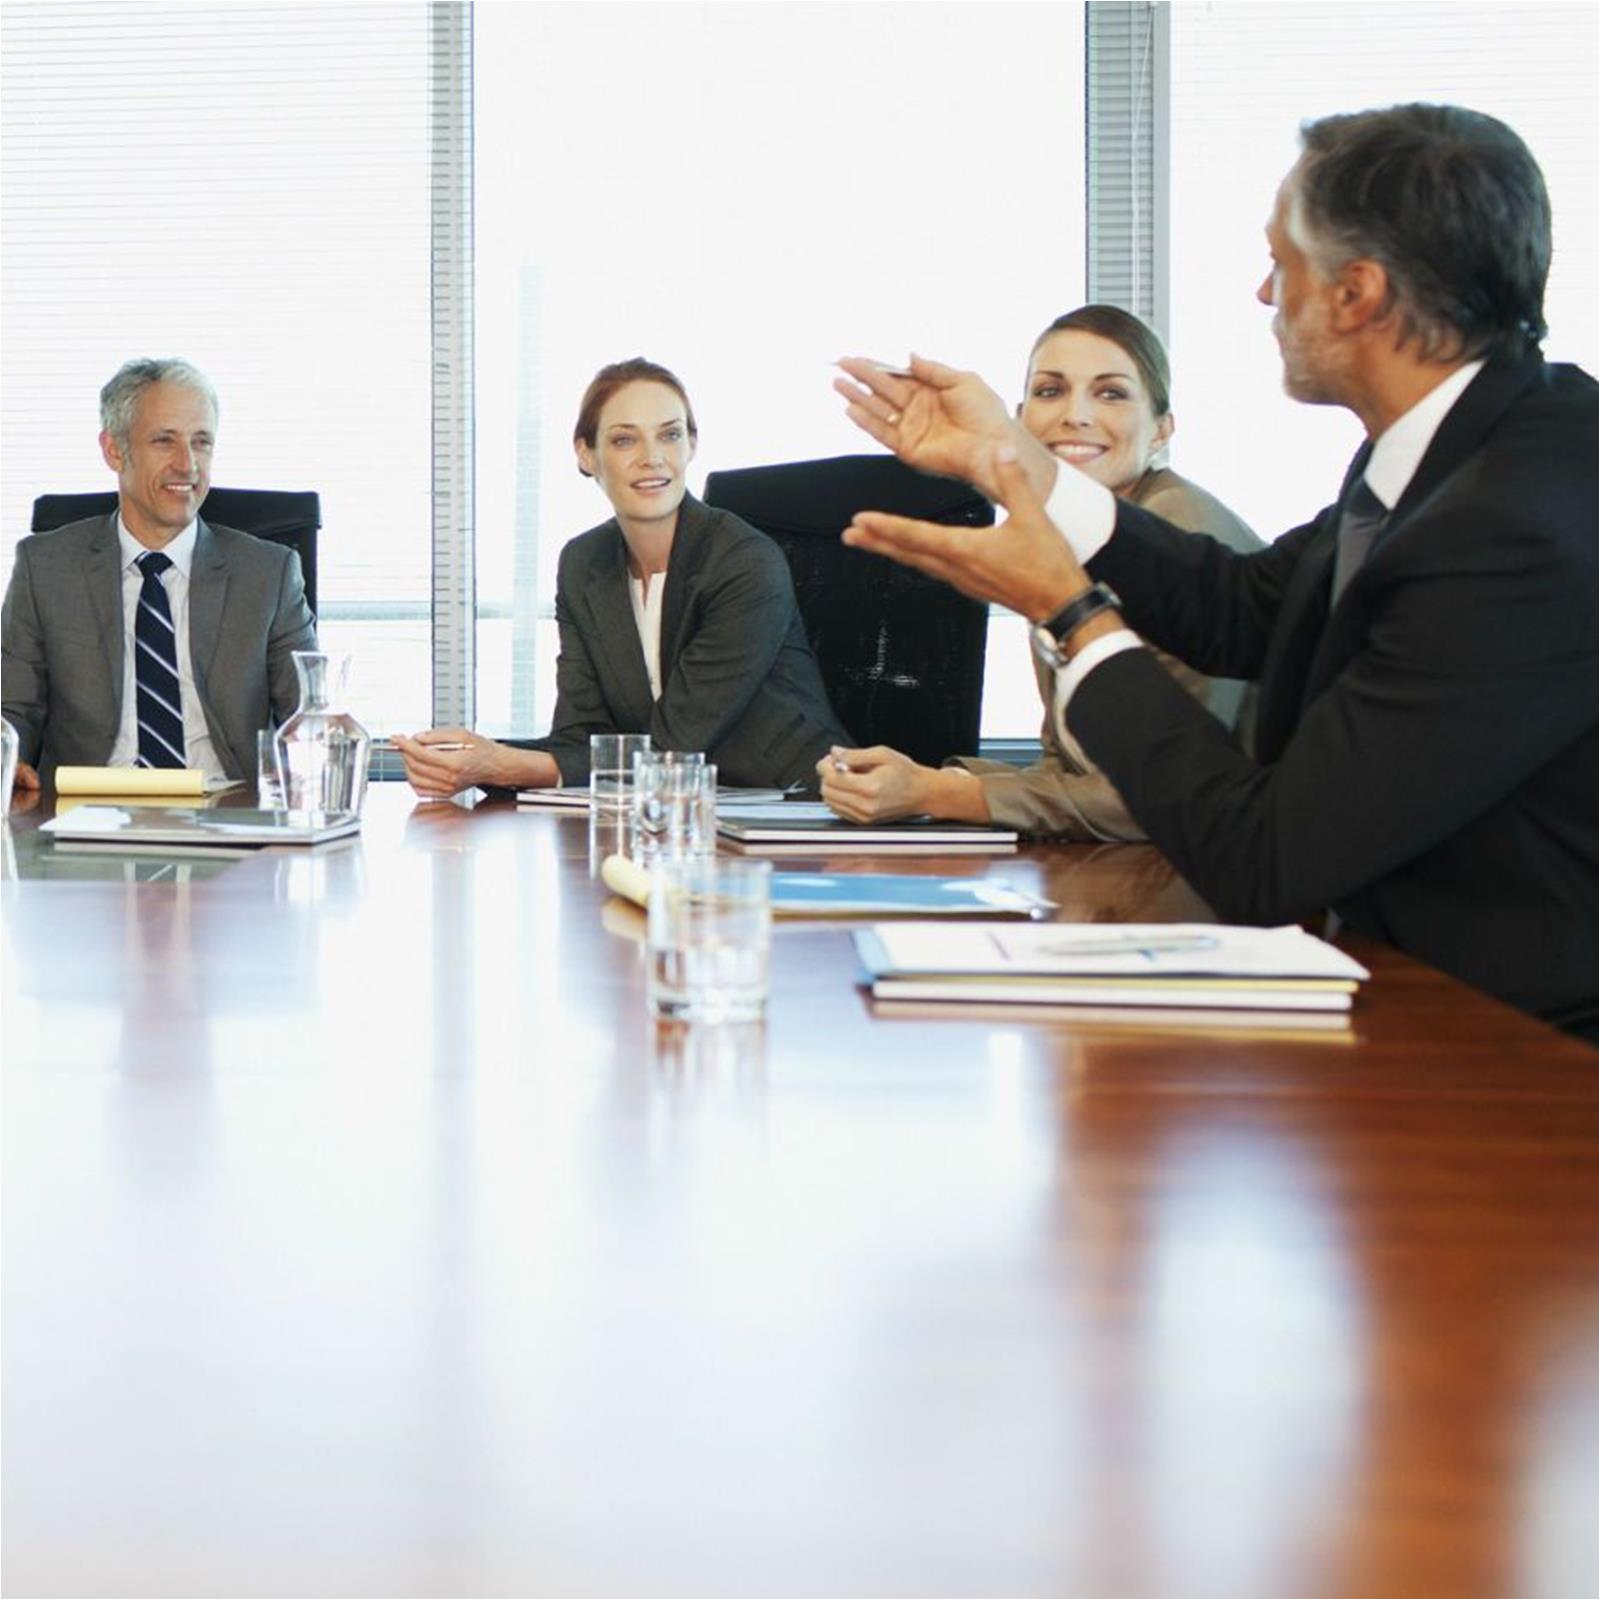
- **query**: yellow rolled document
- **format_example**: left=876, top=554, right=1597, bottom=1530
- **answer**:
left=599, top=852, right=653, bottom=909
left=55, top=766, right=209, bottom=797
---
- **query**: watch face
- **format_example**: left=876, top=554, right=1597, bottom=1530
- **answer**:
left=1032, top=583, right=1121, bottom=671
left=1030, top=622, right=1068, bottom=672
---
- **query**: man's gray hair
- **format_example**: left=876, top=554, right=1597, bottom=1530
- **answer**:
left=99, top=358, right=219, bottom=446
left=1289, top=105, right=1550, bottom=364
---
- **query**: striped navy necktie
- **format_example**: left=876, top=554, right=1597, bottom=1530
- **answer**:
left=1330, top=477, right=1388, bottom=604
left=134, top=551, right=186, bottom=769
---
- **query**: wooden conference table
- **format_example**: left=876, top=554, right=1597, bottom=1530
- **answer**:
left=3, top=784, right=1597, bottom=1599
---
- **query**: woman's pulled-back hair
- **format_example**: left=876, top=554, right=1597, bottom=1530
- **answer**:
left=573, top=358, right=698, bottom=476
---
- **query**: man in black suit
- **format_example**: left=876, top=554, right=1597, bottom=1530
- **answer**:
left=829, top=105, right=1599, bottom=1043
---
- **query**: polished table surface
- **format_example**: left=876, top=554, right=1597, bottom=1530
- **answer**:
left=4, top=786, right=1597, bottom=1599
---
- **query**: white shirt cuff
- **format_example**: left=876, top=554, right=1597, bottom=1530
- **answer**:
left=1042, top=463, right=1118, bottom=563
left=1049, top=629, right=1142, bottom=768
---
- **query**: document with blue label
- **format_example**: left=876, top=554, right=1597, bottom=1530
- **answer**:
left=856, top=922, right=1370, bottom=1011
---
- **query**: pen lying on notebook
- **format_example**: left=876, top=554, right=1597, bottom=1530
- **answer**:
left=1035, top=933, right=1220, bottom=958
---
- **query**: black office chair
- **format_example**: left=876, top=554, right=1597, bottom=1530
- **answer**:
left=704, top=454, right=993, bottom=768
left=30, top=488, right=321, bottom=618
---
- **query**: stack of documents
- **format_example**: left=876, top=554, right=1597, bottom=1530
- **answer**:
left=716, top=802, right=1017, bottom=855
left=854, top=922, right=1370, bottom=1012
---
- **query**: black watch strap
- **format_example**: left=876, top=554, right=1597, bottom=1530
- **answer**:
left=1040, top=581, right=1122, bottom=644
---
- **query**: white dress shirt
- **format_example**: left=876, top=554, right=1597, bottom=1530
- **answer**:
left=1359, top=360, right=1482, bottom=510
left=107, top=517, right=224, bottom=780
left=1041, top=360, right=1486, bottom=761
left=628, top=569, right=667, bottom=701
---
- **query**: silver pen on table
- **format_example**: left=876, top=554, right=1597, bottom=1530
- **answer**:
left=1038, top=932, right=1220, bottom=958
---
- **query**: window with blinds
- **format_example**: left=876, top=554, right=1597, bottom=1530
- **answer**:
left=1086, top=2, right=1168, bottom=331
left=0, top=1, right=440, bottom=734
left=470, top=1, right=1087, bottom=742
left=1165, top=1, right=1599, bottom=541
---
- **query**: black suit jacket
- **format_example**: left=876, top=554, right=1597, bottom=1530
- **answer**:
left=1071, top=353, right=1599, bottom=1042
left=512, top=494, right=849, bottom=788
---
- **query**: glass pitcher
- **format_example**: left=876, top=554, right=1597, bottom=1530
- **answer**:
left=274, top=652, right=371, bottom=815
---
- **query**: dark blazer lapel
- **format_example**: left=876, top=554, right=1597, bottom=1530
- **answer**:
left=579, top=522, right=655, bottom=725
left=1387, top=352, right=1541, bottom=529
left=659, top=494, right=710, bottom=673
left=1296, top=356, right=1542, bottom=712
left=1343, top=355, right=1539, bottom=585
left=83, top=514, right=126, bottom=718
left=1253, top=449, right=1370, bottom=760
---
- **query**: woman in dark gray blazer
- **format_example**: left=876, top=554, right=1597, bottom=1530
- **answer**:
left=395, top=358, right=847, bottom=796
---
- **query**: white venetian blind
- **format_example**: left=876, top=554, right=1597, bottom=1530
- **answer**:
left=1165, top=1, right=1599, bottom=542
left=1086, top=1, right=1168, bottom=329
left=471, top=1, right=1087, bottom=743
left=0, top=1, right=437, bottom=733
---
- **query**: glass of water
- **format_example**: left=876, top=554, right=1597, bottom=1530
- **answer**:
left=256, top=729, right=286, bottom=811
left=590, top=732, right=651, bottom=819
left=1, top=716, right=19, bottom=818
left=647, top=857, right=772, bottom=1022
left=633, top=750, right=713, bottom=860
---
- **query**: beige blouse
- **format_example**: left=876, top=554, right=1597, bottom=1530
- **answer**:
left=946, top=467, right=1262, bottom=842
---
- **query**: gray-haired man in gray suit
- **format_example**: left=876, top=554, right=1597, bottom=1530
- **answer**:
left=2, top=357, right=317, bottom=790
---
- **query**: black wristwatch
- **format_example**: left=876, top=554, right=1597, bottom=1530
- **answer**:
left=1029, top=581, right=1123, bottom=672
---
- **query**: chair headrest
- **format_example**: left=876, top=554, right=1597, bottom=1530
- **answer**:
left=704, top=454, right=992, bottom=537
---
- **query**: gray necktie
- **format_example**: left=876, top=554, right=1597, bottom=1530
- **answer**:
left=1330, top=477, right=1388, bottom=604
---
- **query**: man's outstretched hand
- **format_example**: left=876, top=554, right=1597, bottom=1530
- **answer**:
left=834, top=354, right=1057, bottom=504
left=842, top=445, right=1088, bottom=622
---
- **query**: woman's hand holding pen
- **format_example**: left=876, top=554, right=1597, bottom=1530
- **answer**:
left=818, top=745, right=991, bottom=826
left=391, top=727, right=507, bottom=799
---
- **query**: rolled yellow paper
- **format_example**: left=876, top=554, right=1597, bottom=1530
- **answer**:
left=55, top=766, right=208, bottom=797
left=599, top=852, right=652, bottom=909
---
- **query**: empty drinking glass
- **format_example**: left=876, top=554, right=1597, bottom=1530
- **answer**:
left=257, top=729, right=285, bottom=811
left=590, top=733, right=652, bottom=819
left=1, top=717, right=19, bottom=818
left=633, top=750, right=713, bottom=860
left=647, top=856, right=772, bottom=1022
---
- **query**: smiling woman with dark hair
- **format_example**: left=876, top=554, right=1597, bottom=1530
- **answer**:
left=395, top=358, right=847, bottom=796
left=820, top=306, right=1260, bottom=839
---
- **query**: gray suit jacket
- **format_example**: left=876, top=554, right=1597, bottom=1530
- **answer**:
left=2, top=512, right=317, bottom=783
left=512, top=494, right=849, bottom=788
